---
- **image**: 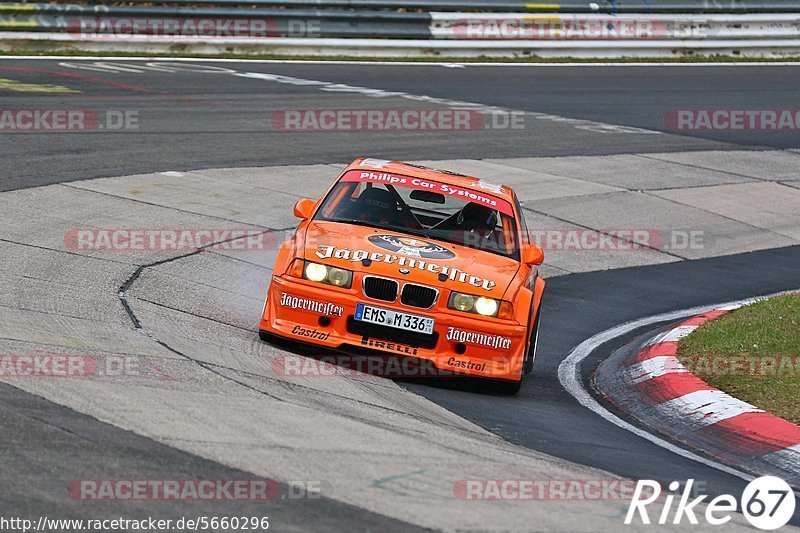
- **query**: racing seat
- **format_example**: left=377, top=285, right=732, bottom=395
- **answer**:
left=350, top=187, right=407, bottom=227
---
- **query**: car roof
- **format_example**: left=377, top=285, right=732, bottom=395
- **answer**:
left=344, top=158, right=516, bottom=203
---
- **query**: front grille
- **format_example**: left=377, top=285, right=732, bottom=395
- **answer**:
left=401, top=283, right=437, bottom=309
left=363, top=276, right=398, bottom=302
left=347, top=317, right=438, bottom=350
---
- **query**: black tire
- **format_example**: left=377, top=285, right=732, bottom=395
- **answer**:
left=258, top=329, right=299, bottom=351
left=488, top=378, right=522, bottom=395
left=523, top=306, right=542, bottom=375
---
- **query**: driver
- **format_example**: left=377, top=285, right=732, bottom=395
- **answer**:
left=455, top=202, right=498, bottom=241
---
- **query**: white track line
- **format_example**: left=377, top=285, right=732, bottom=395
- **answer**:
left=627, top=356, right=687, bottom=384
left=557, top=288, right=800, bottom=484
left=642, top=324, right=698, bottom=346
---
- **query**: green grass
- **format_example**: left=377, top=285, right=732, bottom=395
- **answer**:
left=678, top=294, right=800, bottom=424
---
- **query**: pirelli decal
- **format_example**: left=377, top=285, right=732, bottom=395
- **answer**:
left=314, top=245, right=496, bottom=291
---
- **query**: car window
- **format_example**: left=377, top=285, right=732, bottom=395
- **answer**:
left=513, top=194, right=530, bottom=245
left=316, top=170, right=519, bottom=260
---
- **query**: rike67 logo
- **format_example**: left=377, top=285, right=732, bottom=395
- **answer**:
left=626, top=477, right=795, bottom=530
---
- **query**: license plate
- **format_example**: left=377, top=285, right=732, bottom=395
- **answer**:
left=355, top=303, right=435, bottom=335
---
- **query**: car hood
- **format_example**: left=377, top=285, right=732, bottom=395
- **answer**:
left=302, top=221, right=520, bottom=299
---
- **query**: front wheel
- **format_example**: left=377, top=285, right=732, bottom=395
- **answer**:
left=259, top=329, right=275, bottom=342
left=523, top=306, right=541, bottom=375
left=487, top=378, right=522, bottom=395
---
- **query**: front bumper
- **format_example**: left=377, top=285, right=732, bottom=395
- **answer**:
left=260, top=275, right=527, bottom=382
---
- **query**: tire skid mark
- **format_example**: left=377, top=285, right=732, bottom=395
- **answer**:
left=117, top=226, right=291, bottom=401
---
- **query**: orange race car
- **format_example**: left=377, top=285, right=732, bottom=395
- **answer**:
left=259, top=158, right=545, bottom=394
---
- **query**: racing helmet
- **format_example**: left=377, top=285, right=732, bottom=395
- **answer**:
left=456, top=202, right=497, bottom=234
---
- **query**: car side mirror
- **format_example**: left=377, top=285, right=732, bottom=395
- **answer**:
left=293, top=198, right=316, bottom=220
left=522, top=244, right=544, bottom=266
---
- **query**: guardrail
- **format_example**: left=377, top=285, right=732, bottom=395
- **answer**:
left=432, top=13, right=800, bottom=40
left=7, top=0, right=800, bottom=13
left=1, top=1, right=799, bottom=57
left=0, top=4, right=433, bottom=39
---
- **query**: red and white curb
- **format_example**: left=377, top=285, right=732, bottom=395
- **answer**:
left=594, top=305, right=800, bottom=489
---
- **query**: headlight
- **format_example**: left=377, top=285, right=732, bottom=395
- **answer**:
left=327, top=267, right=351, bottom=287
left=448, top=292, right=503, bottom=318
left=474, top=296, right=498, bottom=317
left=452, top=293, right=475, bottom=312
left=299, top=261, right=353, bottom=289
left=305, top=262, right=328, bottom=282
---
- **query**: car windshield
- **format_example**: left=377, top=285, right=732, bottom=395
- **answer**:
left=315, top=170, right=520, bottom=260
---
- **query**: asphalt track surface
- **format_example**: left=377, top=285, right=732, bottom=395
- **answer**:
left=1, top=59, right=800, bottom=529
left=1, top=60, right=800, bottom=188
left=406, top=245, right=800, bottom=526
left=0, top=382, right=421, bottom=531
